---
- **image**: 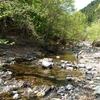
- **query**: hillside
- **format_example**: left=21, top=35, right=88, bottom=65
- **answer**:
left=81, top=0, right=100, bottom=24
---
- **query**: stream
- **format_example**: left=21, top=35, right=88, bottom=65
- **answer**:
left=1, top=42, right=100, bottom=100
left=6, top=51, right=81, bottom=86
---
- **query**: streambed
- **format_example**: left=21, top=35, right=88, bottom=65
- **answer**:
left=0, top=43, right=100, bottom=100
left=6, top=51, right=81, bottom=86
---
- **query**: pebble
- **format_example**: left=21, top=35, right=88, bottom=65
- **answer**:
left=13, top=93, right=19, bottom=99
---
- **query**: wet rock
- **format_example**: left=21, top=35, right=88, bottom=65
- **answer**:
left=26, top=87, right=33, bottom=96
left=2, top=85, right=12, bottom=93
left=36, top=85, right=51, bottom=97
left=13, top=85, right=19, bottom=91
left=12, top=91, right=18, bottom=95
left=51, top=98, right=61, bottom=100
left=94, top=52, right=100, bottom=59
left=57, top=86, right=65, bottom=95
left=66, top=75, right=74, bottom=81
left=49, top=76, right=55, bottom=79
left=36, top=91, right=45, bottom=97
left=22, top=81, right=31, bottom=88
left=13, top=93, right=20, bottom=99
left=92, top=40, right=100, bottom=47
left=66, top=84, right=74, bottom=90
left=60, top=60, right=74, bottom=69
left=93, top=85, right=100, bottom=95
left=42, top=60, right=53, bottom=69
left=5, top=57, right=15, bottom=63
left=56, top=56, right=60, bottom=59
left=61, top=63, right=67, bottom=68
left=15, top=56, right=34, bottom=63
left=96, top=95, right=100, bottom=100
left=86, top=64, right=93, bottom=70
left=32, top=86, right=39, bottom=94
left=85, top=72, right=93, bottom=80
left=77, top=63, right=86, bottom=68
left=38, top=58, right=54, bottom=69
left=89, top=81, right=94, bottom=84
left=74, top=87, right=81, bottom=92
left=66, top=67, right=73, bottom=70
left=43, top=85, right=51, bottom=94
left=74, top=93, right=80, bottom=99
left=61, top=93, right=68, bottom=99
left=14, top=57, right=25, bottom=62
left=67, top=96, right=74, bottom=100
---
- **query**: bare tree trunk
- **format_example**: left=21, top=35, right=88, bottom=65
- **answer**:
left=0, top=18, right=6, bottom=38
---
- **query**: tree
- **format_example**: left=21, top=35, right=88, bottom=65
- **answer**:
left=0, top=3, right=11, bottom=38
left=86, top=21, right=100, bottom=41
left=68, top=11, right=87, bottom=41
left=27, top=0, right=75, bottom=45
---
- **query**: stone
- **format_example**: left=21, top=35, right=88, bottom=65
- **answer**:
left=93, top=85, right=100, bottom=95
left=57, top=86, right=65, bottom=95
left=61, top=63, right=66, bottom=68
left=13, top=93, right=20, bottom=99
left=12, top=91, right=18, bottom=95
left=36, top=91, right=45, bottom=97
left=74, top=94, right=80, bottom=99
left=42, top=60, right=53, bottom=69
left=89, top=81, right=94, bottom=84
left=66, top=84, right=74, bottom=90
left=66, top=67, right=73, bottom=70
left=49, top=76, right=55, bottom=79
left=77, top=63, right=86, bottom=68
left=66, top=75, right=73, bottom=81
left=86, top=65, right=93, bottom=70
left=51, top=98, right=61, bottom=100
left=86, top=72, right=93, bottom=80
left=56, top=56, right=60, bottom=59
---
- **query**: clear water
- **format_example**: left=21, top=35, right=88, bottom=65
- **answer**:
left=7, top=51, right=82, bottom=86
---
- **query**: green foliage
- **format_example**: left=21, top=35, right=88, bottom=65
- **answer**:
left=0, top=39, right=8, bottom=44
left=0, top=39, right=15, bottom=45
left=86, top=21, right=100, bottom=41
left=0, top=0, right=88, bottom=46
left=81, top=0, right=100, bottom=41
left=81, top=0, right=100, bottom=24
left=66, top=11, right=87, bottom=41
left=0, top=3, right=11, bottom=19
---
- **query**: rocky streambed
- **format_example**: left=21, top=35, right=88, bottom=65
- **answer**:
left=0, top=42, right=100, bottom=100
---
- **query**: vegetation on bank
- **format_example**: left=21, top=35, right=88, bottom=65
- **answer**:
left=0, top=0, right=99, bottom=48
left=81, top=0, right=100, bottom=41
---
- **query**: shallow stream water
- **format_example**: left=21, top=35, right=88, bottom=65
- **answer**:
left=6, top=51, right=81, bottom=87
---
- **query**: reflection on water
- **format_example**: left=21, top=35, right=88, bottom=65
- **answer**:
left=7, top=51, right=82, bottom=86
left=50, top=51, right=77, bottom=62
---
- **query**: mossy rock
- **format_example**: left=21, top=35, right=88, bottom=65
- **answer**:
left=92, top=41, right=100, bottom=47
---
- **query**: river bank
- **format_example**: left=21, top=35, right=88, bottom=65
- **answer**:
left=0, top=41, right=100, bottom=100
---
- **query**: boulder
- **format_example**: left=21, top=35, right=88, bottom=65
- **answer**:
left=42, top=60, right=53, bottom=69
left=38, top=58, right=54, bottom=69
left=86, top=64, right=93, bottom=70
left=66, top=84, right=74, bottom=90
left=94, top=85, right=100, bottom=94
left=92, top=40, right=100, bottom=47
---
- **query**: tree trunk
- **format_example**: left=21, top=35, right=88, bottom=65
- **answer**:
left=0, top=18, right=6, bottom=38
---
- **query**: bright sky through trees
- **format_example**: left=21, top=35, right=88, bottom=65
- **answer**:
left=74, top=0, right=94, bottom=10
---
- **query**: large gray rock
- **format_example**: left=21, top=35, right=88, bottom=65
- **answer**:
left=42, top=60, right=53, bottom=69
left=94, top=85, right=100, bottom=94
left=38, top=58, right=54, bottom=69
left=66, top=84, right=74, bottom=90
